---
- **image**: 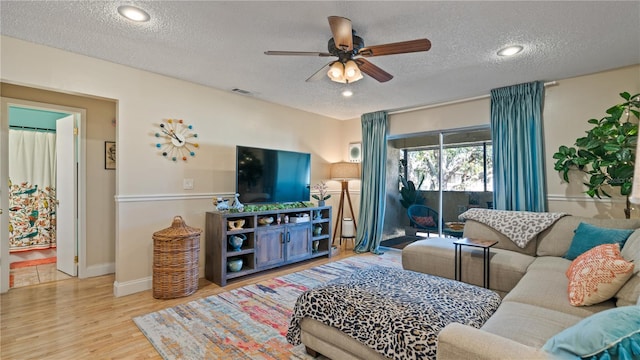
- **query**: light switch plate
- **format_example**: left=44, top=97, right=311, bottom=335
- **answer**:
left=183, top=178, right=194, bottom=190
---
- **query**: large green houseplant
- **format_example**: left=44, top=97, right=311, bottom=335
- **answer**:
left=553, top=92, right=640, bottom=218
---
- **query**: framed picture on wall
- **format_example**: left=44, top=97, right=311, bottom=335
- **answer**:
left=348, top=142, right=361, bottom=163
left=105, top=141, right=116, bottom=170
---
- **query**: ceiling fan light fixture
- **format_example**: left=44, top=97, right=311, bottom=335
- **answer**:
left=344, top=60, right=363, bottom=82
left=497, top=45, right=523, bottom=57
left=328, top=62, right=346, bottom=83
left=117, top=5, right=150, bottom=22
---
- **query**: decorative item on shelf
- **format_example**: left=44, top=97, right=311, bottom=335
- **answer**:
left=312, top=181, right=331, bottom=207
left=289, top=214, right=310, bottom=223
left=228, top=233, right=247, bottom=251
left=330, top=162, right=361, bottom=243
left=312, top=240, right=320, bottom=252
left=276, top=216, right=282, bottom=225
left=227, top=257, right=243, bottom=272
left=313, top=209, right=322, bottom=220
left=284, top=215, right=289, bottom=224
left=231, top=193, right=244, bottom=212
left=258, top=217, right=274, bottom=226
left=154, top=118, right=199, bottom=162
left=313, top=225, right=322, bottom=236
left=215, top=197, right=230, bottom=211
left=227, top=219, right=245, bottom=230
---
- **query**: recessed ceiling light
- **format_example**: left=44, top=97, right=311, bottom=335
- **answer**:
left=497, top=45, right=523, bottom=57
left=117, top=5, right=150, bottom=22
left=342, top=89, right=353, bottom=97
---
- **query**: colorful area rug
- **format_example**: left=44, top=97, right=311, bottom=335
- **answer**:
left=134, top=250, right=401, bottom=359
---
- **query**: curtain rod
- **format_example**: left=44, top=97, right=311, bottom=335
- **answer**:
left=9, top=125, right=56, bottom=132
left=389, top=81, right=558, bottom=115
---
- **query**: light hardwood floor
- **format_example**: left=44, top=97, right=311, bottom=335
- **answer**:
left=1, top=245, right=358, bottom=359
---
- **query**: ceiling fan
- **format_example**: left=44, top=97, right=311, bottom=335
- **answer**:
left=264, top=16, right=431, bottom=84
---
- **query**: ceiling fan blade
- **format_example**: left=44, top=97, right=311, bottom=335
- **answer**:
left=328, top=16, right=353, bottom=51
left=305, top=62, right=333, bottom=82
left=358, top=39, right=431, bottom=57
left=354, top=58, right=393, bottom=82
left=264, top=51, right=333, bottom=57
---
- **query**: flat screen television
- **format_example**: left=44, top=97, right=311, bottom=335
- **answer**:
left=236, top=145, right=311, bottom=204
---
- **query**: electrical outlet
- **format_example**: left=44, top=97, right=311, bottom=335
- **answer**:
left=183, top=178, right=194, bottom=190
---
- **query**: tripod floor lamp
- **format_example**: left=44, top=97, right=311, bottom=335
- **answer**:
left=330, top=162, right=361, bottom=245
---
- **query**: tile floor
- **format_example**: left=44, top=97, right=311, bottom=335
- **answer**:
left=10, top=263, right=72, bottom=288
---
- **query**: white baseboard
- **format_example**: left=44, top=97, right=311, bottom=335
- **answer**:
left=80, top=262, right=115, bottom=278
left=113, top=276, right=152, bottom=297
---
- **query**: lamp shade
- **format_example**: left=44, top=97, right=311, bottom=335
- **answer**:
left=327, top=62, right=346, bottom=83
left=344, top=60, right=363, bottom=83
left=330, top=162, right=360, bottom=180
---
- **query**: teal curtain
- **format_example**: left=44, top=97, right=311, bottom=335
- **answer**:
left=354, top=111, right=388, bottom=254
left=490, top=81, right=546, bottom=211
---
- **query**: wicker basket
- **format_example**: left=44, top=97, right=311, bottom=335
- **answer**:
left=152, top=216, right=202, bottom=299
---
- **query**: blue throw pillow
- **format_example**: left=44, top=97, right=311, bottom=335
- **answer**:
left=564, top=223, right=634, bottom=261
left=542, top=306, right=640, bottom=360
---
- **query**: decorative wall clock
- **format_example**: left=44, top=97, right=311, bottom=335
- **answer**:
left=155, top=119, right=199, bottom=161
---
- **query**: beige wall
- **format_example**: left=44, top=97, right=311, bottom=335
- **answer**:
left=1, top=36, right=345, bottom=296
left=387, top=65, right=640, bottom=219
left=1, top=83, right=117, bottom=274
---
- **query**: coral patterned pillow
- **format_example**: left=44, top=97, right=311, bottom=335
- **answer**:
left=413, top=216, right=436, bottom=227
left=566, top=243, right=634, bottom=306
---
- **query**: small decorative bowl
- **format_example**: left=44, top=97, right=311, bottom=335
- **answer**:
left=258, top=217, right=274, bottom=226
left=445, top=222, right=465, bottom=231
left=227, top=258, right=243, bottom=272
left=228, top=219, right=245, bottom=230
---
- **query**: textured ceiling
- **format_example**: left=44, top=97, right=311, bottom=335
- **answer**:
left=1, top=1, right=639, bottom=120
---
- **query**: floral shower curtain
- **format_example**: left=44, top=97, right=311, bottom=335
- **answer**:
left=8, top=129, right=57, bottom=252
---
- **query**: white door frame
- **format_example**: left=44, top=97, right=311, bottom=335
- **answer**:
left=0, top=97, right=87, bottom=293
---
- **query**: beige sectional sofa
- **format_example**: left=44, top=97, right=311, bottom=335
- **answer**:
left=402, top=215, right=640, bottom=359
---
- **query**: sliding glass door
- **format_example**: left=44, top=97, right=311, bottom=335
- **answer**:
left=396, top=126, right=492, bottom=237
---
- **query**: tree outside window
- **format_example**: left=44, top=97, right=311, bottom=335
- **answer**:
left=402, top=142, right=493, bottom=192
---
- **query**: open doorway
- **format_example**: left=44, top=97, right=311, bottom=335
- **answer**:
left=1, top=98, right=86, bottom=291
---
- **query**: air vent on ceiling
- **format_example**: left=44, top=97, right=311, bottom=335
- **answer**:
left=231, top=88, right=252, bottom=96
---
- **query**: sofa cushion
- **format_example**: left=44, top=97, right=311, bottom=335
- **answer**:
left=564, top=222, right=634, bottom=260
left=617, top=229, right=640, bottom=306
left=504, top=256, right=616, bottom=317
left=402, top=238, right=534, bottom=295
left=542, top=306, right=640, bottom=360
left=537, top=216, right=640, bottom=257
left=566, top=243, right=634, bottom=306
left=480, top=301, right=583, bottom=348
left=621, top=229, right=640, bottom=267
left=616, top=275, right=640, bottom=307
left=462, top=219, right=537, bottom=256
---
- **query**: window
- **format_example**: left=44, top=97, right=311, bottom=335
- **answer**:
left=402, top=142, right=493, bottom=192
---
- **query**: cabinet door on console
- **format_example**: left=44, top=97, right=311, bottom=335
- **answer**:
left=256, top=227, right=285, bottom=268
left=286, top=224, right=312, bottom=263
